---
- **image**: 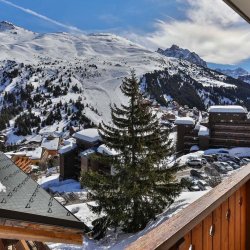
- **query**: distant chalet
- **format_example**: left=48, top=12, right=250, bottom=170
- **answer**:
left=0, top=152, right=87, bottom=246
left=176, top=105, right=249, bottom=152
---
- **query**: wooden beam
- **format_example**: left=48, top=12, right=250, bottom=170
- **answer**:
left=0, top=239, right=5, bottom=249
left=0, top=225, right=83, bottom=245
left=15, top=240, right=30, bottom=250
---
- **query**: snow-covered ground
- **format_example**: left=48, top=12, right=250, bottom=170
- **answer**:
left=48, top=191, right=207, bottom=250
left=40, top=146, right=250, bottom=249
left=37, top=173, right=86, bottom=195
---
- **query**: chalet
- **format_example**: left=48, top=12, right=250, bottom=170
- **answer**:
left=0, top=152, right=87, bottom=248
left=5, top=147, right=47, bottom=174
left=59, top=128, right=102, bottom=180
left=74, top=128, right=101, bottom=149
left=41, top=136, right=60, bottom=156
left=80, top=144, right=117, bottom=175
left=176, top=105, right=250, bottom=152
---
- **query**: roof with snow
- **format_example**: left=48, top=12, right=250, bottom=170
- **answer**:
left=41, top=137, right=60, bottom=151
left=5, top=147, right=43, bottom=160
left=97, top=144, right=118, bottom=156
left=208, top=105, right=247, bottom=114
left=59, top=138, right=77, bottom=154
left=175, top=117, right=195, bottom=125
left=198, top=125, right=209, bottom=136
left=74, top=128, right=101, bottom=142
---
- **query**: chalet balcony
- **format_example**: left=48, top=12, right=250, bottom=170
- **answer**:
left=126, top=165, right=250, bottom=250
left=210, top=137, right=250, bottom=148
left=212, top=124, right=250, bottom=132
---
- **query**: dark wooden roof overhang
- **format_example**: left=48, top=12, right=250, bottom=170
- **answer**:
left=223, top=0, right=250, bottom=24
left=0, top=152, right=88, bottom=245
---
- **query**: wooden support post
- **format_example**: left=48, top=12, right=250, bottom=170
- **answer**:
left=245, top=180, right=250, bottom=249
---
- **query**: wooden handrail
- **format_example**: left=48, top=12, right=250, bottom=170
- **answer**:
left=126, top=164, right=250, bottom=250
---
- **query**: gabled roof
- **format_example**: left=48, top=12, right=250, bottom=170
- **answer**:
left=0, top=152, right=87, bottom=243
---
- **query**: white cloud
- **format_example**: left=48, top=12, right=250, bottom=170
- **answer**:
left=127, top=0, right=250, bottom=65
left=0, top=0, right=83, bottom=33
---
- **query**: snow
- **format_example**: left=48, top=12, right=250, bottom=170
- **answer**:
left=66, top=202, right=100, bottom=228
left=97, top=144, right=118, bottom=156
left=59, top=138, right=77, bottom=154
left=37, top=173, right=86, bottom=194
left=205, top=147, right=250, bottom=158
left=5, top=147, right=43, bottom=160
left=198, top=125, right=209, bottom=136
left=190, top=145, right=199, bottom=152
left=41, top=137, right=60, bottom=151
left=79, top=148, right=96, bottom=157
left=48, top=190, right=207, bottom=250
left=0, top=182, right=6, bottom=193
left=26, top=147, right=43, bottom=160
left=74, top=129, right=100, bottom=142
left=175, top=117, right=195, bottom=125
left=208, top=105, right=247, bottom=113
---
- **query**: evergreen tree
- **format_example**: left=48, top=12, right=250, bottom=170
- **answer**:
left=82, top=71, right=184, bottom=238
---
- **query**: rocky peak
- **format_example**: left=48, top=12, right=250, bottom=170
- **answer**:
left=157, top=44, right=207, bottom=68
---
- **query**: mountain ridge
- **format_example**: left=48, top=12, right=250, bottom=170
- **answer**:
left=157, top=44, right=207, bottom=68
left=0, top=22, right=250, bottom=144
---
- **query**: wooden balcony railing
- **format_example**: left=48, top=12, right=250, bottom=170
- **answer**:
left=126, top=165, right=250, bottom=250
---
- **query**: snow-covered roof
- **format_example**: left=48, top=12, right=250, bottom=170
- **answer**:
left=97, top=144, right=118, bottom=156
left=27, top=134, right=42, bottom=143
left=59, top=138, right=77, bottom=154
left=208, top=105, right=247, bottom=114
left=74, top=128, right=101, bottom=142
left=26, top=147, right=43, bottom=160
left=79, top=148, right=96, bottom=157
left=41, top=137, right=60, bottom=151
left=198, top=125, right=209, bottom=136
left=175, top=117, right=195, bottom=125
left=4, top=147, right=43, bottom=160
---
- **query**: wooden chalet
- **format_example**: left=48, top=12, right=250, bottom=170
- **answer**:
left=176, top=105, right=250, bottom=152
left=59, top=128, right=102, bottom=180
left=6, top=147, right=47, bottom=174
left=41, top=137, right=60, bottom=156
left=0, top=152, right=87, bottom=248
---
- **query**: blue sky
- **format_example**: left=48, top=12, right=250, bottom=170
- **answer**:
left=1, top=0, right=250, bottom=70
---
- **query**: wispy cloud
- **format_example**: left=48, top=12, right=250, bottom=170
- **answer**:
left=0, top=0, right=83, bottom=33
left=127, top=0, right=250, bottom=65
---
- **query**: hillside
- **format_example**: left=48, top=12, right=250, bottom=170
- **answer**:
left=142, top=59, right=250, bottom=110
left=1, top=21, right=250, bottom=144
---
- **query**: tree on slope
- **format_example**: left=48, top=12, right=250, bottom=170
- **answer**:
left=82, top=71, right=183, bottom=238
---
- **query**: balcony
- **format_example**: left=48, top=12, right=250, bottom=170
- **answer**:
left=126, top=165, right=250, bottom=250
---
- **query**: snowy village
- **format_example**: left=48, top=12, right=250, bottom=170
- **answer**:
left=1, top=1, right=250, bottom=250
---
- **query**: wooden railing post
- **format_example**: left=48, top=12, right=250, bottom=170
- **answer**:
left=245, top=180, right=250, bottom=249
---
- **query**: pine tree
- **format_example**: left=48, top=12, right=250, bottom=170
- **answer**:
left=81, top=71, right=183, bottom=238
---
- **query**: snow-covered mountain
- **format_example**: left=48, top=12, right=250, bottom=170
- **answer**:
left=1, top=21, right=250, bottom=144
left=215, top=67, right=250, bottom=84
left=215, top=67, right=248, bottom=78
left=157, top=45, right=207, bottom=68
